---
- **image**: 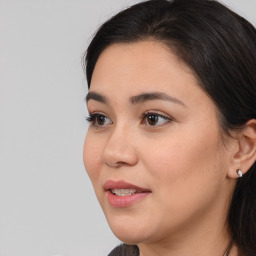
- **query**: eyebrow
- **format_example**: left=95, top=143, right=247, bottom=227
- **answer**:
left=86, top=91, right=186, bottom=107
left=86, top=92, right=108, bottom=104
left=130, top=92, right=187, bottom=107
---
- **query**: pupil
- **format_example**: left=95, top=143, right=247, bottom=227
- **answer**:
left=148, top=114, right=158, bottom=125
left=97, top=115, right=105, bottom=125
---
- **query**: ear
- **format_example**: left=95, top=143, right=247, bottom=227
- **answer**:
left=227, top=119, right=256, bottom=179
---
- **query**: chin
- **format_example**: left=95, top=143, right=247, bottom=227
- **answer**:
left=112, top=228, right=146, bottom=244
left=106, top=214, right=153, bottom=244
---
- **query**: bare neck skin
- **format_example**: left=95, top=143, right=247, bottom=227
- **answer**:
left=138, top=226, right=232, bottom=256
left=138, top=181, right=235, bottom=256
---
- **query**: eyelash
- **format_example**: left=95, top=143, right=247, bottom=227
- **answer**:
left=142, top=112, right=172, bottom=126
left=86, top=113, right=112, bottom=127
left=86, top=112, right=172, bottom=127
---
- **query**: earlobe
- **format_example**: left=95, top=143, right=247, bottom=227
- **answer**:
left=227, top=119, right=256, bottom=179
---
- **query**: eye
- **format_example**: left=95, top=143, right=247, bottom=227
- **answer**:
left=142, top=112, right=171, bottom=126
left=86, top=113, right=112, bottom=127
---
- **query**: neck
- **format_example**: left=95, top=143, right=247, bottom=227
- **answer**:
left=138, top=201, right=233, bottom=256
left=138, top=226, right=231, bottom=256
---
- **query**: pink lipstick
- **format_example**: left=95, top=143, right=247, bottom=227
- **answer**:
left=103, top=180, right=151, bottom=208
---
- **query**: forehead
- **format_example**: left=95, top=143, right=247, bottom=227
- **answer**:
left=90, top=40, right=199, bottom=96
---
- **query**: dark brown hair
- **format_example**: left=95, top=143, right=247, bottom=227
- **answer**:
left=84, top=0, right=256, bottom=255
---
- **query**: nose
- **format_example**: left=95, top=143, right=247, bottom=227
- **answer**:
left=102, top=124, right=138, bottom=168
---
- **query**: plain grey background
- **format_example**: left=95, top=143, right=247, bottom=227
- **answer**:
left=0, top=0, right=255, bottom=255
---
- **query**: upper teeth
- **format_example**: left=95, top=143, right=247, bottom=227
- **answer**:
left=111, top=188, right=137, bottom=196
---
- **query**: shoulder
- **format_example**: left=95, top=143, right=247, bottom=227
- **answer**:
left=108, top=244, right=139, bottom=256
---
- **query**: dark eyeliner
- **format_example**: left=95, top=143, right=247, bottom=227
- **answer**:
left=142, top=112, right=171, bottom=121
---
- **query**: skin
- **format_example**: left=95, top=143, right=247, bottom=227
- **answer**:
left=84, top=41, right=240, bottom=256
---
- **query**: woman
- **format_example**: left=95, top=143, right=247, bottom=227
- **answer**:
left=83, top=0, right=256, bottom=255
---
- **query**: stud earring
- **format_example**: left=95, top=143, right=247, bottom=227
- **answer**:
left=236, top=169, right=243, bottom=178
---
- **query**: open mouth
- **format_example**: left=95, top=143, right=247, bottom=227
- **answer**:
left=104, top=180, right=151, bottom=207
left=111, top=188, right=144, bottom=196
left=104, top=180, right=151, bottom=195
left=107, top=188, right=151, bottom=207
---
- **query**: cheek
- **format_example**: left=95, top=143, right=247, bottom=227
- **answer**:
left=141, top=126, right=223, bottom=204
left=83, top=133, right=102, bottom=184
left=136, top=132, right=225, bottom=236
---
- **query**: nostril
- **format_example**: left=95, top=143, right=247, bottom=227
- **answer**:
left=102, top=146, right=138, bottom=167
left=104, top=160, right=125, bottom=168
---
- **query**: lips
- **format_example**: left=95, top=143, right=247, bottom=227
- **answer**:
left=104, top=180, right=151, bottom=192
left=103, top=180, right=151, bottom=207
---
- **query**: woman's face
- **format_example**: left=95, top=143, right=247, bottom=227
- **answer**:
left=84, top=41, right=233, bottom=244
